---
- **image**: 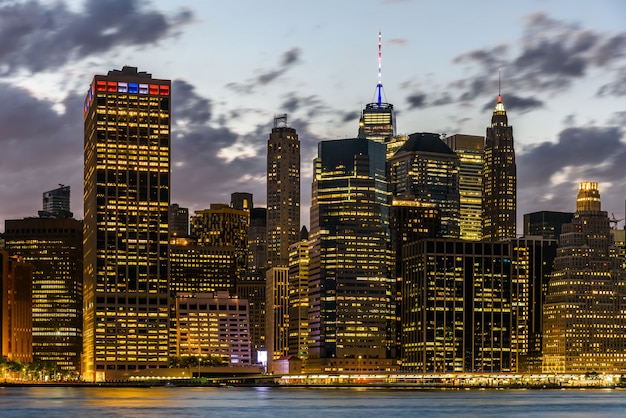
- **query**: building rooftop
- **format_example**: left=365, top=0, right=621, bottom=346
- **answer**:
left=395, top=132, right=455, bottom=156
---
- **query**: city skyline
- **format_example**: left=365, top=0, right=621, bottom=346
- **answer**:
left=1, top=0, right=625, bottom=233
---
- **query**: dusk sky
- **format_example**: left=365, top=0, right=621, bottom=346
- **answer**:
left=1, top=0, right=625, bottom=233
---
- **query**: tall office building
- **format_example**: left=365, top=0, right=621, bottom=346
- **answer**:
left=523, top=211, right=573, bottom=240
left=543, top=182, right=626, bottom=372
left=483, top=93, right=516, bottom=240
left=231, top=192, right=253, bottom=212
left=169, top=203, right=189, bottom=237
left=266, top=114, right=300, bottom=268
left=265, top=266, right=289, bottom=369
left=39, top=185, right=73, bottom=219
left=5, top=218, right=83, bottom=372
left=308, top=138, right=395, bottom=372
left=357, top=32, right=396, bottom=144
left=402, top=240, right=513, bottom=372
left=389, top=132, right=460, bottom=238
left=1, top=251, right=33, bottom=363
left=509, top=237, right=558, bottom=372
left=287, top=227, right=309, bottom=360
left=191, top=203, right=248, bottom=288
left=442, top=134, right=484, bottom=241
left=83, top=66, right=171, bottom=382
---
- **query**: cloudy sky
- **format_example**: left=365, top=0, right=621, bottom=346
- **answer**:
left=0, top=0, right=625, bottom=233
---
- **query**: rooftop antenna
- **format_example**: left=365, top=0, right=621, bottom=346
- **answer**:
left=377, top=31, right=383, bottom=108
left=498, top=70, right=502, bottom=103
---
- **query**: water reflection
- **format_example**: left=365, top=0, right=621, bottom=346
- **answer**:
left=0, top=386, right=624, bottom=418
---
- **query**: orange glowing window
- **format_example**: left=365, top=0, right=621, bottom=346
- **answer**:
left=107, top=81, right=117, bottom=92
left=159, top=85, right=169, bottom=95
left=149, top=84, right=159, bottom=95
left=96, top=81, right=107, bottom=91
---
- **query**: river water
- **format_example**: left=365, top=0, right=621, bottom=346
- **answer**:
left=0, top=386, right=625, bottom=417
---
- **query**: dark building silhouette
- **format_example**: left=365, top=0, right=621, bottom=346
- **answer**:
left=483, top=94, right=516, bottom=240
left=523, top=211, right=573, bottom=240
left=169, top=203, right=189, bottom=237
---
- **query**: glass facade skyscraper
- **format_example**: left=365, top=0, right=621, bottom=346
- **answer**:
left=308, top=138, right=394, bottom=372
left=83, top=66, right=171, bottom=382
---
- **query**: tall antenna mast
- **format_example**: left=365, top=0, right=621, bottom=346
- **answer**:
left=498, top=70, right=502, bottom=102
left=377, top=31, right=383, bottom=109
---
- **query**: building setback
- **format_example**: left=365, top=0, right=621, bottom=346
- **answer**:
left=543, top=182, right=626, bottom=373
left=482, top=94, right=516, bottom=240
left=83, top=66, right=171, bottom=382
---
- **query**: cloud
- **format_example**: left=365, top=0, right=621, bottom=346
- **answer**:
left=226, top=47, right=302, bottom=94
left=0, top=0, right=192, bottom=75
left=450, top=13, right=626, bottom=101
left=518, top=126, right=626, bottom=214
left=482, top=94, right=544, bottom=113
left=0, top=83, right=83, bottom=222
left=406, top=93, right=427, bottom=109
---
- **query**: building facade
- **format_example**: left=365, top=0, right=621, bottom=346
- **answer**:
left=523, top=211, right=573, bottom=240
left=542, top=182, right=626, bottom=373
left=483, top=94, right=516, bottom=240
left=287, top=227, right=309, bottom=361
left=402, top=240, right=513, bottom=372
left=1, top=251, right=33, bottom=363
left=173, top=292, right=252, bottom=365
left=308, top=138, right=394, bottom=372
left=83, top=66, right=171, bottom=381
left=442, top=134, right=484, bottom=241
left=4, top=218, right=83, bottom=372
left=169, top=203, right=189, bottom=237
left=388, top=132, right=460, bottom=238
left=39, top=185, right=73, bottom=219
left=266, top=114, right=300, bottom=268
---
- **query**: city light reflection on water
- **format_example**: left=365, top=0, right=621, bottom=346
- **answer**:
left=0, top=386, right=625, bottom=417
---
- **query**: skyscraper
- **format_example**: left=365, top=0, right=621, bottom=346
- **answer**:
left=266, top=114, right=300, bottom=268
left=388, top=132, right=460, bottom=238
left=523, top=211, right=573, bottom=240
left=358, top=32, right=396, bottom=144
left=169, top=203, right=189, bottom=237
left=83, top=66, right=171, bottom=382
left=442, top=134, right=484, bottom=241
left=287, top=226, right=309, bottom=360
left=542, top=182, right=626, bottom=372
left=39, top=185, right=73, bottom=219
left=308, top=138, right=394, bottom=372
left=483, top=93, right=516, bottom=240
left=5, top=217, right=83, bottom=373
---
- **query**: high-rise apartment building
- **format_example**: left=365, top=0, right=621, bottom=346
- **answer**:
left=523, top=211, right=573, bottom=240
left=266, top=114, right=300, bottom=268
left=265, top=266, right=289, bottom=369
left=543, top=182, right=626, bottom=372
left=308, top=138, right=395, bottom=372
left=1, top=251, right=33, bottom=363
left=5, top=218, right=83, bottom=372
left=389, top=133, right=460, bottom=238
left=83, top=66, right=171, bottom=382
left=39, top=185, right=73, bottom=219
left=442, top=134, right=484, bottom=241
left=483, top=94, right=516, bottom=240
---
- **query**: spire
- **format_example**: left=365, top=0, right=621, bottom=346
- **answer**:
left=376, top=31, right=383, bottom=108
left=494, top=72, right=506, bottom=115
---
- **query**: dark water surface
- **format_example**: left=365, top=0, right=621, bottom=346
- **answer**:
left=0, top=386, right=625, bottom=417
